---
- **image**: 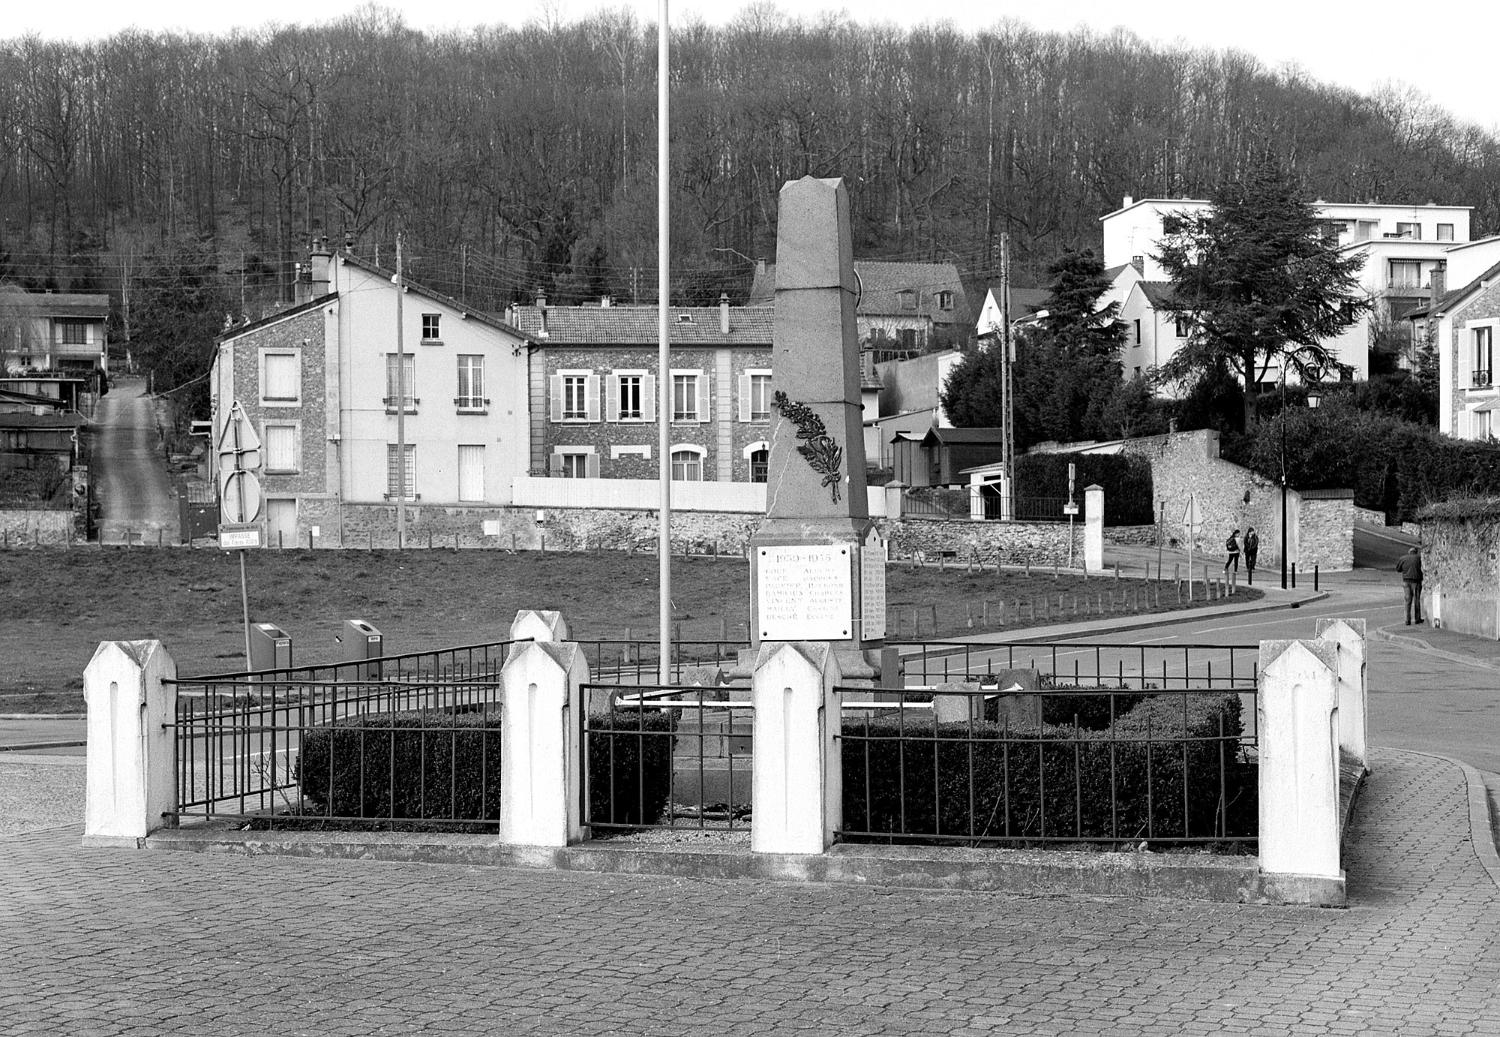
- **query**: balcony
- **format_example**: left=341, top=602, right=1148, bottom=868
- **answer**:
left=1472, top=370, right=1494, bottom=390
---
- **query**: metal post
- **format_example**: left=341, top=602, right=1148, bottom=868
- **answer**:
left=395, top=234, right=407, bottom=551
left=656, top=0, right=673, bottom=686
left=1280, top=367, right=1288, bottom=591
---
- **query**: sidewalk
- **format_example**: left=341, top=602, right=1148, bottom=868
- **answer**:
left=1373, top=620, right=1500, bottom=671
left=2, top=746, right=1497, bottom=1035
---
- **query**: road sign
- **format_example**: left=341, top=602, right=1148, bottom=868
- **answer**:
left=219, top=526, right=263, bottom=550
left=1067, top=462, right=1076, bottom=497
left=217, top=401, right=262, bottom=472
left=1182, top=494, right=1204, bottom=534
left=1062, top=501, right=1079, bottom=516
left=220, top=470, right=263, bottom=525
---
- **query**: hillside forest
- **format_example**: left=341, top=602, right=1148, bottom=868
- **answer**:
left=4, top=5, right=1500, bottom=396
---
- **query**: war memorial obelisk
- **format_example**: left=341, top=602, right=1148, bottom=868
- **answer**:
left=748, top=176, right=886, bottom=669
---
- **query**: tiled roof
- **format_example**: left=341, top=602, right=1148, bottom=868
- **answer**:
left=1137, top=281, right=1179, bottom=307
left=0, top=292, right=110, bottom=319
left=1426, top=260, right=1500, bottom=317
left=0, top=412, right=85, bottom=429
left=508, top=305, right=773, bottom=346
left=748, top=260, right=969, bottom=321
left=924, top=426, right=1006, bottom=445
left=218, top=295, right=332, bottom=344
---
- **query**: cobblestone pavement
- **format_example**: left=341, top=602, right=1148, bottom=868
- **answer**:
left=1, top=748, right=1497, bottom=1036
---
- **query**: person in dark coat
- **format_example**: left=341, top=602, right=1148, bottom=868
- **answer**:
left=1223, top=529, right=1240, bottom=573
left=1395, top=546, right=1425, bottom=625
left=1243, top=527, right=1259, bottom=574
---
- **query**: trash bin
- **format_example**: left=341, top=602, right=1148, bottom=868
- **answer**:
left=342, top=619, right=383, bottom=678
left=248, top=622, right=292, bottom=672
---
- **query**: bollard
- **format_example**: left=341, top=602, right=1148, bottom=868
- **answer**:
left=1314, top=564, right=1319, bottom=592
left=1291, top=562, right=1298, bottom=588
left=540, top=534, right=546, bottom=553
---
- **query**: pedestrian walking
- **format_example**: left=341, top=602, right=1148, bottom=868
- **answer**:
left=1243, top=527, right=1259, bottom=574
left=1395, top=545, right=1425, bottom=625
left=1223, top=528, right=1240, bottom=573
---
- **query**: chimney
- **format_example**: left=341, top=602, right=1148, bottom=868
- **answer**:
left=343, top=232, right=354, bottom=254
left=1430, top=263, right=1446, bottom=299
left=310, top=236, right=332, bottom=298
left=600, top=294, right=612, bottom=308
left=535, top=289, right=549, bottom=339
left=293, top=261, right=308, bottom=305
left=719, top=293, right=730, bottom=334
left=1123, top=194, right=1134, bottom=208
left=1131, top=256, right=1145, bottom=276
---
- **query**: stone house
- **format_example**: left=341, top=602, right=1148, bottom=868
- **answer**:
left=210, top=242, right=532, bottom=546
left=505, top=297, right=774, bottom=485
left=1408, top=257, right=1500, bottom=442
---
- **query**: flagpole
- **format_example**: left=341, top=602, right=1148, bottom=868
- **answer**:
left=656, top=0, right=672, bottom=685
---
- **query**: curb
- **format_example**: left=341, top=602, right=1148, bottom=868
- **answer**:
left=1370, top=626, right=1500, bottom=671
left=1400, top=750, right=1500, bottom=893
left=899, top=592, right=1328, bottom=651
left=0, top=714, right=85, bottom=721
left=0, top=741, right=86, bottom=754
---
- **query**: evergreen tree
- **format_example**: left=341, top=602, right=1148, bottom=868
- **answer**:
left=1156, top=152, right=1370, bottom=426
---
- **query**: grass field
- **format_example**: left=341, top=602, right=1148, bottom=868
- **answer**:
left=0, top=546, right=1259, bottom=712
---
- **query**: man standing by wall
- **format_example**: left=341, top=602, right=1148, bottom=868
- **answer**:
left=1396, top=546, right=1425, bottom=625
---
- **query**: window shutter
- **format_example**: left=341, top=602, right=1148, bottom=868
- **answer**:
left=549, top=375, right=563, bottom=422
left=585, top=453, right=600, bottom=479
left=586, top=375, right=602, bottom=422
left=642, top=375, right=656, bottom=421
left=550, top=451, right=564, bottom=477
left=606, top=375, right=620, bottom=422
left=738, top=373, right=751, bottom=422
left=696, top=373, right=709, bottom=422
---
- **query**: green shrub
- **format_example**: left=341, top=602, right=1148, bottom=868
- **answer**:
left=1015, top=452, right=1154, bottom=525
left=297, top=708, right=677, bottom=827
left=841, top=692, right=1253, bottom=846
left=298, top=709, right=504, bottom=822
left=586, top=709, right=677, bottom=827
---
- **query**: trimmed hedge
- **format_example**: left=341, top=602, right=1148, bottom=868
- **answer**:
left=296, top=708, right=676, bottom=827
left=1015, top=452, right=1155, bottom=525
left=841, top=692, right=1253, bottom=846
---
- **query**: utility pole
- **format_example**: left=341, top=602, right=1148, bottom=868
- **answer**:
left=460, top=243, right=468, bottom=305
left=395, top=234, right=407, bottom=550
left=999, top=233, right=1014, bottom=511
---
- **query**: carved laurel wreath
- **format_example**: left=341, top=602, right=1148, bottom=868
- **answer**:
left=771, top=390, right=844, bottom=503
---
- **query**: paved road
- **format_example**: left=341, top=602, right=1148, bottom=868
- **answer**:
left=1354, top=523, right=1417, bottom=571
left=93, top=375, right=178, bottom=544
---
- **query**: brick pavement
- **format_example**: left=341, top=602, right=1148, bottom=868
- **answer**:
left=1, top=748, right=1497, bottom=1036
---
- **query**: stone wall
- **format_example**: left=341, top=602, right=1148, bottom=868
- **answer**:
left=0, top=509, right=73, bottom=545
left=1425, top=503, right=1500, bottom=640
left=1292, top=491, right=1354, bottom=573
left=1103, top=524, right=1157, bottom=546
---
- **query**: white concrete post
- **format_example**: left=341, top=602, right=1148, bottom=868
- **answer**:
left=83, top=640, right=178, bottom=847
left=499, top=640, right=588, bottom=847
left=883, top=481, right=906, bottom=520
left=1257, top=640, right=1341, bottom=882
left=968, top=472, right=984, bottom=521
left=751, top=641, right=842, bottom=855
left=510, top=609, right=570, bottom=643
left=1315, top=618, right=1368, bottom=772
left=1084, top=483, right=1104, bottom=572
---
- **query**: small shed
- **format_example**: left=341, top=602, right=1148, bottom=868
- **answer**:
left=891, top=426, right=1007, bottom=487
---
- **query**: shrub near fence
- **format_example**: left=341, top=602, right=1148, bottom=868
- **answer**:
left=1016, top=452, right=1154, bottom=525
left=296, top=709, right=676, bottom=829
left=840, top=691, right=1253, bottom=848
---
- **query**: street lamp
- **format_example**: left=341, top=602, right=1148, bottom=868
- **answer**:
left=1281, top=369, right=1323, bottom=589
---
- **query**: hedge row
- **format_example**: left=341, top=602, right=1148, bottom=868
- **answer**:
left=297, top=708, right=675, bottom=826
left=840, top=692, right=1253, bottom=845
left=1015, top=452, right=1155, bottom=525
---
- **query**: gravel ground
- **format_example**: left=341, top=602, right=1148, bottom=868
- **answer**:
left=0, top=757, right=84, bottom=835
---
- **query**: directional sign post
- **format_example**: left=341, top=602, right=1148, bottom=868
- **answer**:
left=217, top=401, right=263, bottom=668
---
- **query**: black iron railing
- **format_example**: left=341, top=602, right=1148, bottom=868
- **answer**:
left=574, top=639, right=748, bottom=683
left=580, top=683, right=753, bottom=833
left=835, top=684, right=1257, bottom=849
left=895, top=640, right=1259, bottom=691
left=169, top=639, right=523, bottom=827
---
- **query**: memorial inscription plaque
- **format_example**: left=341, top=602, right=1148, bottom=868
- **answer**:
left=757, top=545, right=853, bottom=640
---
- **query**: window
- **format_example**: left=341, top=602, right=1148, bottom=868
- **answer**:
left=1134, top=319, right=1142, bottom=345
left=457, top=445, right=485, bottom=501
left=1474, top=327, right=1494, bottom=388
left=1133, top=366, right=1142, bottom=380
left=384, top=353, right=417, bottom=411
left=740, top=371, right=772, bottom=422
left=671, top=447, right=704, bottom=481
left=1161, top=214, right=1184, bottom=235
left=1388, top=260, right=1422, bottom=290
left=421, top=314, right=441, bottom=341
left=564, top=375, right=588, bottom=420
left=898, top=289, right=917, bottom=311
left=59, top=320, right=88, bottom=345
left=618, top=374, right=643, bottom=419
left=385, top=444, right=416, bottom=500
left=936, top=290, right=954, bottom=310
left=898, top=328, right=918, bottom=351
left=557, top=450, right=595, bottom=478
left=1395, top=222, right=1421, bottom=240
left=456, top=355, right=485, bottom=410
left=672, top=373, right=700, bottom=422
left=264, top=424, right=298, bottom=473
left=262, top=351, right=300, bottom=404
left=1437, top=223, right=1455, bottom=242
left=749, top=448, right=769, bottom=483
left=1174, top=315, right=1192, bottom=339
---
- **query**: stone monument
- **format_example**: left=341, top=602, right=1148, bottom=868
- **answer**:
left=748, top=176, right=886, bottom=671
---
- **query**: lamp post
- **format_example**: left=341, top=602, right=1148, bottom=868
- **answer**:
left=1280, top=369, right=1323, bottom=590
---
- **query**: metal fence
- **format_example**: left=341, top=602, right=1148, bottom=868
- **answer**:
left=170, top=639, right=522, bottom=828
left=581, top=683, right=753, bottom=834
left=834, top=683, right=1257, bottom=849
left=896, top=640, right=1259, bottom=691
left=574, top=638, right=748, bottom=684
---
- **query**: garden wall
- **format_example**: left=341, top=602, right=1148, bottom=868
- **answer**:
left=0, top=508, right=74, bottom=546
left=1425, top=502, right=1500, bottom=640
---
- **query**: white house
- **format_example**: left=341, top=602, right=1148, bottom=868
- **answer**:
left=1101, top=195, right=1476, bottom=385
left=1410, top=258, right=1500, bottom=441
left=0, top=290, right=110, bottom=375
